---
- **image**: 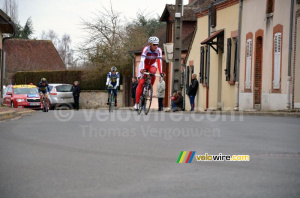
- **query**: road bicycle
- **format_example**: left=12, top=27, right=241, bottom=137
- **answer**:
left=41, top=93, right=49, bottom=112
left=107, top=85, right=117, bottom=113
left=138, top=72, right=161, bottom=115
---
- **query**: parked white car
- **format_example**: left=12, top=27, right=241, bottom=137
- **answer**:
left=48, top=84, right=74, bottom=109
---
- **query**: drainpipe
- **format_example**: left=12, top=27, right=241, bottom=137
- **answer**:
left=1, top=20, right=16, bottom=103
left=206, top=7, right=211, bottom=110
left=183, top=64, right=186, bottom=110
left=287, top=0, right=294, bottom=109
left=234, top=0, right=243, bottom=111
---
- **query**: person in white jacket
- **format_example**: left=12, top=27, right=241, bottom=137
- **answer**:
left=156, top=76, right=165, bottom=111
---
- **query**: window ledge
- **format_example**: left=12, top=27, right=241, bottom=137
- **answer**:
left=228, top=81, right=235, bottom=85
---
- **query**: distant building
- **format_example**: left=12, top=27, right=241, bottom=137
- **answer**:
left=185, top=0, right=239, bottom=111
left=4, top=39, right=66, bottom=84
left=239, top=0, right=300, bottom=110
left=0, top=9, right=16, bottom=95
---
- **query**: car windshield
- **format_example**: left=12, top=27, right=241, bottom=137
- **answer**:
left=55, top=85, right=73, bottom=92
left=14, top=88, right=39, bottom=94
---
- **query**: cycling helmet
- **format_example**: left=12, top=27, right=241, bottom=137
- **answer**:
left=111, top=66, right=117, bottom=72
left=41, top=78, right=47, bottom=83
left=148, top=36, right=159, bottom=45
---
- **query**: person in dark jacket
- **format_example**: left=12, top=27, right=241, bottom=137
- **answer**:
left=132, top=77, right=138, bottom=109
left=172, top=91, right=183, bottom=112
left=187, top=74, right=198, bottom=111
left=73, top=81, right=81, bottom=110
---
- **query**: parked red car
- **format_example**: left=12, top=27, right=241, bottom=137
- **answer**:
left=3, top=85, right=41, bottom=109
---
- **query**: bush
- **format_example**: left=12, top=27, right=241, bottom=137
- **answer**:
left=15, top=70, right=82, bottom=86
left=14, top=70, right=123, bottom=90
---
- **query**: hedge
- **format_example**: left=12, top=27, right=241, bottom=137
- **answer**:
left=14, top=70, right=122, bottom=90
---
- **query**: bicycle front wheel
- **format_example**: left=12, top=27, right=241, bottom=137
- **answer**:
left=138, top=95, right=144, bottom=115
left=109, top=93, right=114, bottom=113
left=144, top=84, right=153, bottom=115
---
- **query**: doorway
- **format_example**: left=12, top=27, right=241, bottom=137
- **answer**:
left=254, top=36, right=263, bottom=109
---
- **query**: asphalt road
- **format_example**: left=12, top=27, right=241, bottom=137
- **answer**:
left=0, top=109, right=299, bottom=198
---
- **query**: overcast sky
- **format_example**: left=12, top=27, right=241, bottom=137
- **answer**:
left=14, top=0, right=189, bottom=49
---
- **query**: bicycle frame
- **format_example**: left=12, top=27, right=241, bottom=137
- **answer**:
left=137, top=72, right=161, bottom=115
left=107, top=87, right=117, bottom=112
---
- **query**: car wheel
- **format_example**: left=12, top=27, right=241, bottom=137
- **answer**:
left=49, top=103, right=55, bottom=110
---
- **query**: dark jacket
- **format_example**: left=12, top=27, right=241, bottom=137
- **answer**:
left=188, top=78, right=198, bottom=96
left=73, top=85, right=81, bottom=97
left=173, top=94, right=183, bottom=110
left=132, top=81, right=138, bottom=99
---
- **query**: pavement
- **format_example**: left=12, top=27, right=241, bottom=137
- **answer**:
left=1, top=106, right=300, bottom=121
left=0, top=106, right=36, bottom=121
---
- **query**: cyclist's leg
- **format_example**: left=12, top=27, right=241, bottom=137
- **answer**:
left=46, top=94, right=50, bottom=108
left=114, top=89, right=117, bottom=106
left=40, top=92, right=43, bottom=103
left=136, top=78, right=145, bottom=104
left=149, top=66, right=157, bottom=85
left=107, top=90, right=111, bottom=104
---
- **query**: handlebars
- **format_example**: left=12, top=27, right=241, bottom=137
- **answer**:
left=142, top=72, right=162, bottom=77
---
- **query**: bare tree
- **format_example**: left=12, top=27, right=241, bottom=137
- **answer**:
left=41, top=30, right=59, bottom=48
left=2, top=0, right=18, bottom=23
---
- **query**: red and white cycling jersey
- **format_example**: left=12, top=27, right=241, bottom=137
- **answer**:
left=138, top=45, right=162, bottom=77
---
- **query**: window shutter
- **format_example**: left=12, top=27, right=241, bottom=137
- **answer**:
left=186, top=66, right=190, bottom=90
left=225, top=38, right=232, bottom=81
left=210, top=5, right=216, bottom=28
left=245, top=39, right=252, bottom=89
left=200, top=46, right=205, bottom=83
left=233, top=38, right=238, bottom=82
left=273, top=33, right=281, bottom=89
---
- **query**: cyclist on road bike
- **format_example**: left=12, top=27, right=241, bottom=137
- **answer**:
left=38, top=78, right=50, bottom=108
left=106, top=66, right=120, bottom=107
left=135, top=36, right=164, bottom=110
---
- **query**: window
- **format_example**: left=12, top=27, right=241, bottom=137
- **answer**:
left=272, top=24, right=283, bottom=92
left=169, top=23, right=174, bottom=42
left=245, top=38, right=252, bottom=90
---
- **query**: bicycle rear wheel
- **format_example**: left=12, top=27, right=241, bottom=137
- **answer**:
left=43, top=98, right=48, bottom=112
left=109, top=93, right=114, bottom=113
left=144, top=84, right=153, bottom=115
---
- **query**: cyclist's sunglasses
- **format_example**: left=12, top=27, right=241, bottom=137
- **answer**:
left=152, top=44, right=158, bottom=46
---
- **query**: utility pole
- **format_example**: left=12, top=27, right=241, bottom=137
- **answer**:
left=172, top=0, right=183, bottom=93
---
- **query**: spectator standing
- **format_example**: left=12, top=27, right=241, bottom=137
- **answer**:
left=156, top=76, right=165, bottom=111
left=187, top=73, right=198, bottom=111
left=73, top=81, right=81, bottom=110
left=132, top=77, right=138, bottom=109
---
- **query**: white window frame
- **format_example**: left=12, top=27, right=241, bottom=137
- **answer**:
left=273, top=32, right=281, bottom=90
left=245, top=39, right=252, bottom=90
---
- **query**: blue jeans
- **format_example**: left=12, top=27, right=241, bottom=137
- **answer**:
left=189, top=95, right=195, bottom=111
left=171, top=102, right=176, bottom=111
